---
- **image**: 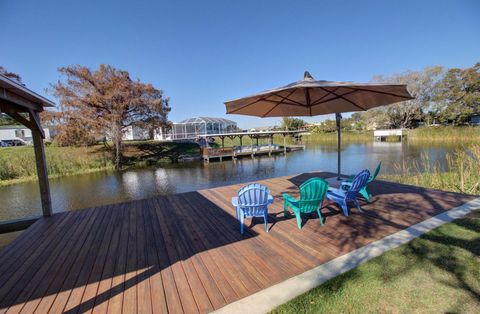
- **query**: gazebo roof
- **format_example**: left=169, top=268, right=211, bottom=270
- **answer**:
left=0, top=74, right=54, bottom=113
left=0, top=73, right=55, bottom=223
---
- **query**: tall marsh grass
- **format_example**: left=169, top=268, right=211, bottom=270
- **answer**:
left=0, top=141, right=201, bottom=185
left=0, top=146, right=112, bottom=183
left=304, top=131, right=372, bottom=143
left=382, top=145, right=480, bottom=194
left=408, top=126, right=480, bottom=142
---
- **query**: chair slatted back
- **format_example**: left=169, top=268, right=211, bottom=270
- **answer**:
left=370, top=162, right=382, bottom=183
left=346, top=170, right=370, bottom=201
left=297, top=178, right=329, bottom=213
left=238, top=183, right=270, bottom=216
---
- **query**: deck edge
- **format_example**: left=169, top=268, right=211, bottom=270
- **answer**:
left=211, top=197, right=480, bottom=314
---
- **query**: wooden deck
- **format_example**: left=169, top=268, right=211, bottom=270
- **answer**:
left=0, top=172, right=476, bottom=314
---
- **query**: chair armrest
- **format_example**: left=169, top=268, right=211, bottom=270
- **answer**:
left=231, top=196, right=239, bottom=207
left=268, top=194, right=274, bottom=204
left=328, top=187, right=344, bottom=194
left=340, top=181, right=352, bottom=191
left=282, top=193, right=298, bottom=204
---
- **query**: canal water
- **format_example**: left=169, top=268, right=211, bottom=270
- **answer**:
left=0, top=140, right=464, bottom=222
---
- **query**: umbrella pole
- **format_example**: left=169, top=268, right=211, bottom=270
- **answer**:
left=336, top=113, right=342, bottom=180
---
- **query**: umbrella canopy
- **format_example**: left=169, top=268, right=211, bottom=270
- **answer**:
left=225, top=71, right=414, bottom=179
left=225, top=71, right=413, bottom=117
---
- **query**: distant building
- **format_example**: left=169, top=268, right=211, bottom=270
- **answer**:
left=0, top=125, right=51, bottom=144
left=121, top=117, right=238, bottom=141
left=470, top=115, right=480, bottom=125
left=170, top=117, right=238, bottom=140
left=121, top=125, right=171, bottom=141
left=122, top=125, right=150, bottom=141
left=249, top=125, right=278, bottom=132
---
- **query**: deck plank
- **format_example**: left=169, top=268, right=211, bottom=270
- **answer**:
left=44, top=206, right=111, bottom=314
left=90, top=205, right=126, bottom=314
left=0, top=171, right=476, bottom=314
left=147, top=201, right=183, bottom=314
left=30, top=208, right=106, bottom=313
left=105, top=203, right=130, bottom=314
left=6, top=208, right=96, bottom=314
left=0, top=212, right=80, bottom=314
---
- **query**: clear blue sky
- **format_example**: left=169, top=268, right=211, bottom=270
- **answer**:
left=1, top=0, right=479, bottom=128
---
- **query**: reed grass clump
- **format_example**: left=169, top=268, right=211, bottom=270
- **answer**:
left=382, top=145, right=480, bottom=194
left=408, top=126, right=480, bottom=142
left=0, top=146, right=112, bottom=183
left=0, top=141, right=201, bottom=185
left=303, top=131, right=372, bottom=143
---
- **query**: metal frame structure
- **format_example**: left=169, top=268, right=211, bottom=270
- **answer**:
left=171, top=117, right=237, bottom=139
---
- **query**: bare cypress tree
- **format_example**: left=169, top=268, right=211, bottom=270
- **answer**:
left=50, top=64, right=170, bottom=169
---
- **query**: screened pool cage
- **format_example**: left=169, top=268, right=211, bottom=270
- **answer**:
left=171, top=117, right=238, bottom=140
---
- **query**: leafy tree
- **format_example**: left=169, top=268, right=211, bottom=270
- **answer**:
left=0, top=113, right=18, bottom=126
left=435, top=62, right=480, bottom=124
left=372, top=66, right=444, bottom=128
left=281, top=117, right=306, bottom=130
left=50, top=64, right=170, bottom=169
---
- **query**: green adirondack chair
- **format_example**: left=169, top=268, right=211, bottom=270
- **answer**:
left=342, top=162, right=382, bottom=202
left=283, top=177, right=329, bottom=229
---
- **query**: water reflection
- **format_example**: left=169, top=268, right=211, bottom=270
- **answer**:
left=0, top=141, right=464, bottom=220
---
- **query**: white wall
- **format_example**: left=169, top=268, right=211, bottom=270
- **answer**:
left=122, top=126, right=151, bottom=141
left=0, top=127, right=50, bottom=142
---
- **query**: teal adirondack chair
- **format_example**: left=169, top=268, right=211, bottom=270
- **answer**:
left=342, top=162, right=382, bottom=202
left=283, top=177, right=329, bottom=229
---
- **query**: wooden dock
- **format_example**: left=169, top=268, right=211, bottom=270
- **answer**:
left=0, top=172, right=475, bottom=313
left=201, top=145, right=304, bottom=162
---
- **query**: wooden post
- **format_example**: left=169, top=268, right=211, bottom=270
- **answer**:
left=336, top=113, right=342, bottom=180
left=269, top=135, right=273, bottom=156
left=31, top=127, right=53, bottom=216
left=283, top=134, right=287, bottom=155
left=250, top=136, right=254, bottom=158
left=239, top=136, right=243, bottom=148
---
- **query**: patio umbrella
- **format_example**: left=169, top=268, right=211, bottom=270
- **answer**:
left=224, top=71, right=413, bottom=179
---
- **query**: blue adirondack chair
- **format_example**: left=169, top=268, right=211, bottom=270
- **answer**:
left=231, top=183, right=273, bottom=234
left=341, top=162, right=381, bottom=202
left=283, top=177, right=329, bottom=229
left=326, top=169, right=370, bottom=216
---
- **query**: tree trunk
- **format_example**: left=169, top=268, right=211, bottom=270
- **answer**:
left=113, top=122, right=123, bottom=170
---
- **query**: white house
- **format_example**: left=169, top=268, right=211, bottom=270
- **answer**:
left=122, top=125, right=172, bottom=141
left=122, top=125, right=150, bottom=141
left=0, top=125, right=51, bottom=143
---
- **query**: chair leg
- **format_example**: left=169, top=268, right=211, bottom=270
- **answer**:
left=365, top=186, right=372, bottom=197
left=283, top=199, right=288, bottom=217
left=264, top=212, right=269, bottom=232
left=355, top=200, right=363, bottom=212
left=316, top=208, right=324, bottom=226
left=295, top=212, right=302, bottom=229
left=359, top=189, right=370, bottom=202
left=240, top=211, right=244, bottom=234
left=341, top=200, right=349, bottom=216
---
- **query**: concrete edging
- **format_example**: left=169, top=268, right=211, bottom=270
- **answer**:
left=211, top=197, right=480, bottom=314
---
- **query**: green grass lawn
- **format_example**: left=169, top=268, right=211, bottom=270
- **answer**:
left=271, top=210, right=480, bottom=313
